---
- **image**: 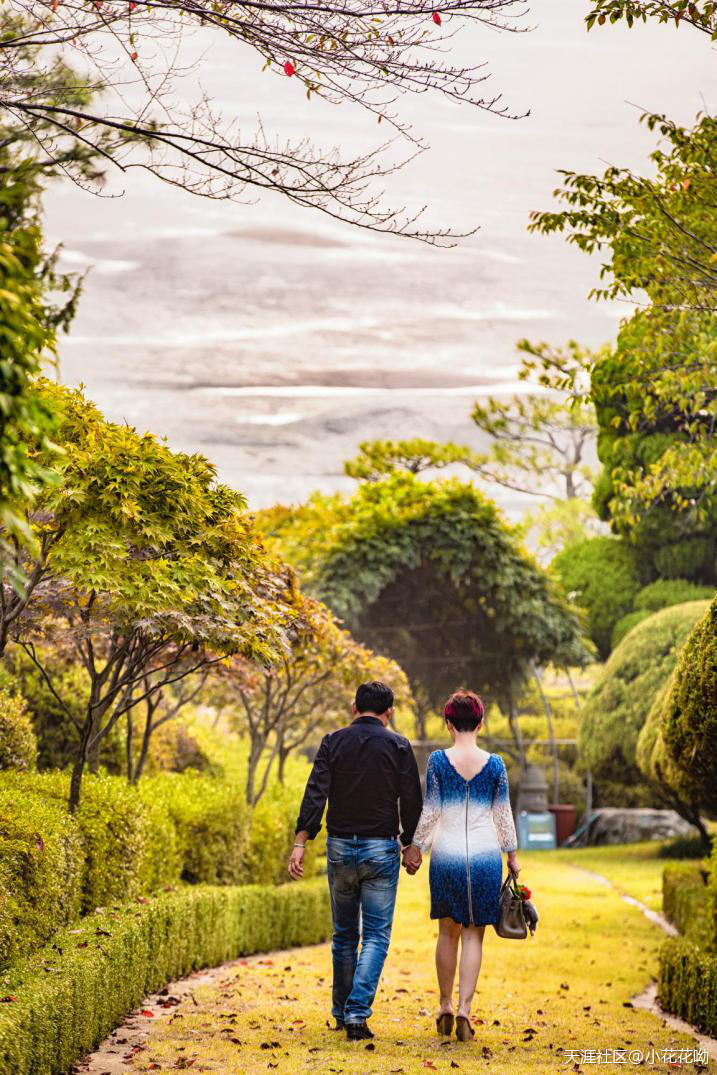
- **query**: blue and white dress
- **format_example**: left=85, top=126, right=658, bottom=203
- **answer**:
left=412, top=751, right=518, bottom=926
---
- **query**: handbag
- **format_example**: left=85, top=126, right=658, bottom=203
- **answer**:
left=494, top=873, right=528, bottom=939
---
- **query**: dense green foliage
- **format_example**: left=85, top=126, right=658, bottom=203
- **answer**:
left=0, top=779, right=83, bottom=969
left=579, top=601, right=709, bottom=806
left=612, top=579, right=715, bottom=649
left=551, top=536, right=642, bottom=658
left=634, top=579, right=716, bottom=613
left=0, top=878, right=331, bottom=1075
left=591, top=310, right=717, bottom=581
left=662, top=863, right=713, bottom=946
left=659, top=845, right=717, bottom=1035
left=659, top=937, right=717, bottom=1034
left=3, top=380, right=306, bottom=809
left=532, top=111, right=717, bottom=550
left=611, top=610, right=653, bottom=650
left=0, top=183, right=57, bottom=562
left=263, top=472, right=590, bottom=743
left=659, top=598, right=717, bottom=817
left=0, top=687, right=36, bottom=771
left=0, top=766, right=323, bottom=969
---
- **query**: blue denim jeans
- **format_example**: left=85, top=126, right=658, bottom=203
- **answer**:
left=326, top=836, right=401, bottom=1024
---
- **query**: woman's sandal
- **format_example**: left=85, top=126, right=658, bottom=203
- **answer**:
left=455, top=1015, right=475, bottom=1042
left=436, top=1012, right=454, bottom=1036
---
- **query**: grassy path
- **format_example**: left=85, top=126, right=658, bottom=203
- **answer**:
left=124, top=850, right=704, bottom=1074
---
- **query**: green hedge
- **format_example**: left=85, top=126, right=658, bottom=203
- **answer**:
left=0, top=784, right=83, bottom=969
left=662, top=863, right=712, bottom=946
left=0, top=768, right=322, bottom=968
left=0, top=878, right=331, bottom=1075
left=0, top=689, right=36, bottom=772
left=658, top=937, right=717, bottom=1035
left=141, top=772, right=251, bottom=885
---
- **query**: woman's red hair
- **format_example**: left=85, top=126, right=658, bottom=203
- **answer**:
left=443, top=689, right=485, bottom=730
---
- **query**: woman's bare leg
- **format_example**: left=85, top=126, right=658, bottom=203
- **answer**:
left=435, top=918, right=461, bottom=1014
left=457, top=925, right=485, bottom=1018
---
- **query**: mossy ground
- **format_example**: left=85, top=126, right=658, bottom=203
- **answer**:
left=129, top=847, right=705, bottom=1073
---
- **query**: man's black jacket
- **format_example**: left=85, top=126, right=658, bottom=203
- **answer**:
left=295, top=715, right=423, bottom=846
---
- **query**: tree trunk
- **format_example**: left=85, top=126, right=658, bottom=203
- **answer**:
left=414, top=700, right=429, bottom=741
left=245, top=737, right=265, bottom=806
left=69, top=717, right=93, bottom=813
left=132, top=710, right=154, bottom=784
left=277, top=746, right=289, bottom=785
left=87, top=734, right=101, bottom=773
left=506, top=691, right=527, bottom=771
left=532, top=663, right=560, bottom=805
left=126, top=711, right=134, bottom=783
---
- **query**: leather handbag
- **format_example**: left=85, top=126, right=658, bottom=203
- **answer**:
left=494, top=873, right=528, bottom=939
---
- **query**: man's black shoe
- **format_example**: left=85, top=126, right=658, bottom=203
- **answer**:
left=331, top=1019, right=345, bottom=1031
left=346, top=1022, right=374, bottom=1041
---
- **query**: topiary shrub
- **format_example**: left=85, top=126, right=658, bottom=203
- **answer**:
left=0, top=782, right=83, bottom=969
left=634, top=578, right=715, bottom=614
left=0, top=689, right=37, bottom=772
left=579, top=601, right=710, bottom=807
left=551, top=536, right=642, bottom=659
left=636, top=678, right=708, bottom=844
left=660, top=597, right=717, bottom=820
left=611, top=609, right=653, bottom=650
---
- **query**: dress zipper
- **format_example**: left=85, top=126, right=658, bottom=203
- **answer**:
left=464, top=782, right=474, bottom=925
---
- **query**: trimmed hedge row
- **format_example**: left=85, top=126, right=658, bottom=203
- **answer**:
left=659, top=848, right=717, bottom=1036
left=658, top=937, right=717, bottom=1036
left=0, top=878, right=332, bottom=1075
left=662, top=863, right=713, bottom=947
left=0, top=769, right=321, bottom=970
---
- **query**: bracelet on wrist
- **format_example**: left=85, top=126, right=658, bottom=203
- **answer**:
left=293, top=843, right=305, bottom=849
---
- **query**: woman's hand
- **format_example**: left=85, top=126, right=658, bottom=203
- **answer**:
left=402, top=844, right=422, bottom=875
left=507, top=851, right=521, bottom=877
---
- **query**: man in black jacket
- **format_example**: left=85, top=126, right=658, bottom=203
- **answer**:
left=288, top=681, right=423, bottom=1041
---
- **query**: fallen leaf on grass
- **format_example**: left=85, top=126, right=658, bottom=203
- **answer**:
left=139, top=1010, right=155, bottom=1017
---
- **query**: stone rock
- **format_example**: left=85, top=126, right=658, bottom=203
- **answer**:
left=565, top=807, right=696, bottom=847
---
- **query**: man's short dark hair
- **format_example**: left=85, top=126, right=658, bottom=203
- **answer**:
left=355, top=681, right=394, bottom=715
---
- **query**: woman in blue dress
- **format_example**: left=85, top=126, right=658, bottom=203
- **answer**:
left=409, top=690, right=520, bottom=1041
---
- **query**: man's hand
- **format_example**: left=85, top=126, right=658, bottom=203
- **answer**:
left=402, top=844, right=422, bottom=875
left=288, top=844, right=305, bottom=881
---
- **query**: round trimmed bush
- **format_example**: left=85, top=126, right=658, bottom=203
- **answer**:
left=611, top=609, right=653, bottom=650
left=0, top=689, right=37, bottom=772
left=660, top=597, right=717, bottom=818
left=579, top=601, right=710, bottom=806
left=634, top=579, right=715, bottom=614
left=551, top=536, right=642, bottom=659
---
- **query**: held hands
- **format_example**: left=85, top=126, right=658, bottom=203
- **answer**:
left=402, top=844, right=422, bottom=875
left=507, top=850, right=521, bottom=878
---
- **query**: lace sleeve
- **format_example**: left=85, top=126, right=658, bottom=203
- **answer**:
left=412, top=753, right=442, bottom=853
left=492, top=757, right=517, bottom=852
